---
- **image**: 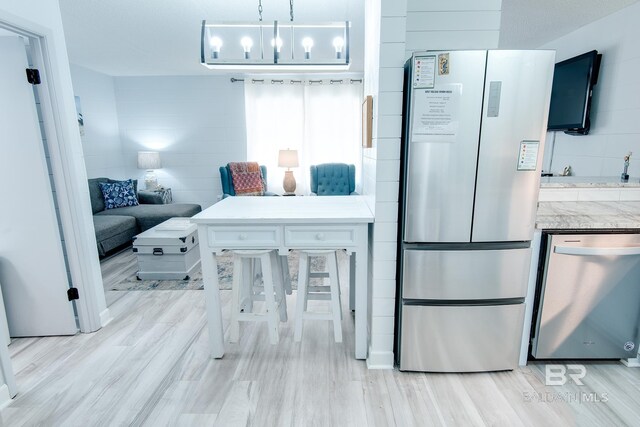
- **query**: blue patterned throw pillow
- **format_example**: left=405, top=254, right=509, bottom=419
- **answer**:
left=99, top=179, right=139, bottom=210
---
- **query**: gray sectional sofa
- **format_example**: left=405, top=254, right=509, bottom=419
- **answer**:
left=89, top=178, right=202, bottom=257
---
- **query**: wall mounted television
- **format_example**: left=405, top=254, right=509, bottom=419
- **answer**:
left=547, top=50, right=601, bottom=135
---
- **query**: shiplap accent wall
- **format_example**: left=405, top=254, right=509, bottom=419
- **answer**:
left=363, top=0, right=502, bottom=368
left=405, top=0, right=501, bottom=54
left=363, top=0, right=405, bottom=369
left=362, top=0, right=380, bottom=214
left=540, top=2, right=640, bottom=178
left=114, top=77, right=246, bottom=208
left=362, top=0, right=381, bottom=368
left=70, top=64, right=126, bottom=179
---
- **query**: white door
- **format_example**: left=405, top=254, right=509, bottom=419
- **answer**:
left=0, top=281, right=16, bottom=397
left=0, top=36, right=78, bottom=336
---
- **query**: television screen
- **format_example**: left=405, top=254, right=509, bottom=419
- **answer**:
left=547, top=50, right=600, bottom=133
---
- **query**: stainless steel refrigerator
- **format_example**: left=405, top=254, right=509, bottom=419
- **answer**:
left=397, top=50, right=555, bottom=372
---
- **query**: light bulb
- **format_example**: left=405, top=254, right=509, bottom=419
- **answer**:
left=209, top=36, right=222, bottom=59
left=302, top=37, right=313, bottom=60
left=240, top=37, right=253, bottom=59
left=271, top=37, right=283, bottom=60
left=271, top=37, right=283, bottom=51
left=333, top=36, right=344, bottom=59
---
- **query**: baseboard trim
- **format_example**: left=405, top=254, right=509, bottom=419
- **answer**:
left=99, top=308, right=113, bottom=328
left=0, top=384, right=12, bottom=410
left=366, top=348, right=394, bottom=369
left=621, top=356, right=640, bottom=368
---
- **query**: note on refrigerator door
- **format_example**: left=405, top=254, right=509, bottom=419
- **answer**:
left=411, top=84, right=461, bottom=143
left=517, top=140, right=540, bottom=171
left=412, top=55, right=436, bottom=89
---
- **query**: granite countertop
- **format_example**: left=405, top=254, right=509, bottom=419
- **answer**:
left=540, top=176, right=640, bottom=188
left=536, top=201, right=640, bottom=229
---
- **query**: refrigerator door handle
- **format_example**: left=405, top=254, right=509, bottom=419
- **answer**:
left=554, top=245, right=640, bottom=256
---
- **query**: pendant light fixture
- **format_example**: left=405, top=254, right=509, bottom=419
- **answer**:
left=200, top=0, right=350, bottom=71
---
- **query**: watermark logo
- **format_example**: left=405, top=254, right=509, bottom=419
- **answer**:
left=545, top=364, right=586, bottom=386
left=523, top=364, right=608, bottom=404
left=523, top=391, right=609, bottom=403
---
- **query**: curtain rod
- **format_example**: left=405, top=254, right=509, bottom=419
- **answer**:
left=230, top=77, right=362, bottom=84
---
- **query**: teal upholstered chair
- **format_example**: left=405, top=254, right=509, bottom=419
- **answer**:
left=309, top=163, right=358, bottom=196
left=219, top=164, right=276, bottom=198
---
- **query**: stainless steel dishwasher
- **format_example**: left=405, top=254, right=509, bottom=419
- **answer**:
left=532, top=233, right=640, bottom=359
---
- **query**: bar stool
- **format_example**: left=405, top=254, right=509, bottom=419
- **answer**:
left=229, top=249, right=287, bottom=345
left=294, top=250, right=343, bottom=343
left=280, top=254, right=293, bottom=295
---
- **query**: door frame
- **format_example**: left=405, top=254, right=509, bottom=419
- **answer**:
left=0, top=11, right=110, bottom=333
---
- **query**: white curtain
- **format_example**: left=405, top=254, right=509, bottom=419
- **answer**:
left=245, top=81, right=362, bottom=195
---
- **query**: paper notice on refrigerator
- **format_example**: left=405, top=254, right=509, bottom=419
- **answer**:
left=412, top=55, right=436, bottom=89
left=517, top=140, right=540, bottom=171
left=411, top=84, right=461, bottom=143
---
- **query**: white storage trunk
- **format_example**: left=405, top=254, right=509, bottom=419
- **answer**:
left=133, top=218, right=201, bottom=280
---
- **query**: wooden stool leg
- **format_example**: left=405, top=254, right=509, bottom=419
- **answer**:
left=240, top=257, right=253, bottom=313
left=334, top=252, right=343, bottom=321
left=260, top=253, right=279, bottom=345
left=271, top=251, right=288, bottom=322
left=281, top=254, right=292, bottom=295
left=328, top=252, right=343, bottom=343
left=294, top=252, right=309, bottom=342
left=349, top=252, right=356, bottom=312
left=230, top=255, right=243, bottom=343
left=303, top=255, right=311, bottom=312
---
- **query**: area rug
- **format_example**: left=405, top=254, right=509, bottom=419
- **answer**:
left=110, top=250, right=329, bottom=291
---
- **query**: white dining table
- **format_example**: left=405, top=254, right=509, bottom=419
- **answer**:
left=191, top=195, right=374, bottom=359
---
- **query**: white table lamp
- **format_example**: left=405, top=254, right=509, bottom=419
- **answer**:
left=278, top=149, right=299, bottom=195
left=137, top=151, right=162, bottom=190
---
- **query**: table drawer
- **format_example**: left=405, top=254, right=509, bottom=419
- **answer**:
left=285, top=226, right=356, bottom=248
left=208, top=226, right=281, bottom=248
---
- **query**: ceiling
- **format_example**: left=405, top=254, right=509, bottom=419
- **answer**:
left=59, top=0, right=639, bottom=77
left=499, top=0, right=639, bottom=48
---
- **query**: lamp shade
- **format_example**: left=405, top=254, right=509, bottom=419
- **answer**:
left=278, top=149, right=299, bottom=168
left=137, top=151, right=161, bottom=169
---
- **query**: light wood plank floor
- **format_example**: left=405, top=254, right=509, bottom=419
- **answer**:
left=100, top=247, right=139, bottom=307
left=1, top=249, right=639, bottom=426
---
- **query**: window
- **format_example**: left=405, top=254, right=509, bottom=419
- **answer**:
left=245, top=80, right=362, bottom=194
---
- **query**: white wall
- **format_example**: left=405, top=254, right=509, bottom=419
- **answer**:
left=72, top=70, right=248, bottom=206
left=541, top=2, right=640, bottom=178
left=362, top=0, right=404, bottom=369
left=70, top=64, right=125, bottom=179
left=405, top=0, right=502, bottom=55
left=114, top=76, right=246, bottom=208
left=363, top=0, right=502, bottom=368
left=362, top=0, right=381, bottom=213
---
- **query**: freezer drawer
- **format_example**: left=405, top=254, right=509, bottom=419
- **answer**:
left=532, top=234, right=640, bottom=359
left=400, top=303, right=525, bottom=372
left=402, top=248, right=531, bottom=300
